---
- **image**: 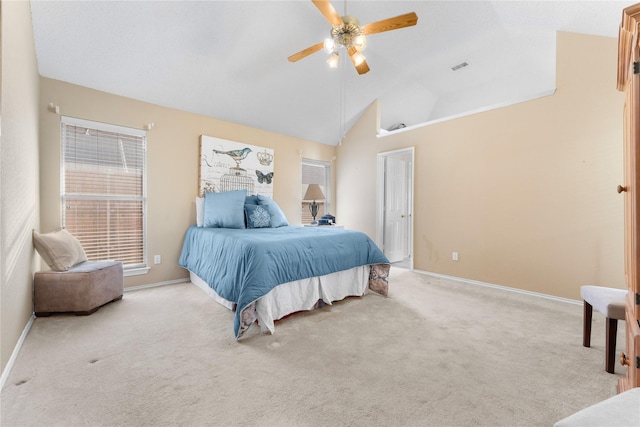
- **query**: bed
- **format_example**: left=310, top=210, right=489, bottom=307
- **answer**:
left=178, top=223, right=390, bottom=339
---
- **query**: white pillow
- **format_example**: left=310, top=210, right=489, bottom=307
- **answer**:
left=196, top=197, right=204, bottom=227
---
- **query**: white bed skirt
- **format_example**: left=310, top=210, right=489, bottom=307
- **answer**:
left=189, top=265, right=370, bottom=335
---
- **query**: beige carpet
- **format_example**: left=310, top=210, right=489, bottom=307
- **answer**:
left=0, top=268, right=626, bottom=426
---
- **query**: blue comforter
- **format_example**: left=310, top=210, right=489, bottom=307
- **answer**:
left=178, top=225, right=389, bottom=338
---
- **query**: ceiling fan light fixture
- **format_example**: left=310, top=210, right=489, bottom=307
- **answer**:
left=352, top=51, right=366, bottom=66
left=324, top=37, right=336, bottom=53
left=327, top=51, right=339, bottom=68
left=353, top=34, right=367, bottom=52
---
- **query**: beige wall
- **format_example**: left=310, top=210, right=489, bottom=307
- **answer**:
left=337, top=32, right=624, bottom=300
left=1, top=0, right=41, bottom=376
left=39, top=78, right=337, bottom=289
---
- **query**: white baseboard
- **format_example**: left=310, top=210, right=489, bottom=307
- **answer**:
left=0, top=314, right=35, bottom=391
left=413, top=269, right=582, bottom=306
left=124, top=277, right=190, bottom=293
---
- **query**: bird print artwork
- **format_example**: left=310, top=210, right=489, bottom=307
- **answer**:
left=256, top=170, right=274, bottom=184
left=200, top=135, right=274, bottom=199
left=212, top=147, right=252, bottom=168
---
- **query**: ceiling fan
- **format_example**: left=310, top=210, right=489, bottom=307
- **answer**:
left=288, top=0, right=418, bottom=75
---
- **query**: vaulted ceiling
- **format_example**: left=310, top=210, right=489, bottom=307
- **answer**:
left=30, top=1, right=634, bottom=146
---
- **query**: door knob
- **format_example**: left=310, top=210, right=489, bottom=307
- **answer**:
left=621, top=352, right=629, bottom=366
left=401, top=215, right=405, bottom=218
left=617, top=185, right=627, bottom=193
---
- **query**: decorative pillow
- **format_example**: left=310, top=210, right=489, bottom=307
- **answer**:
left=256, top=195, right=288, bottom=228
left=196, top=197, right=204, bottom=227
left=245, top=195, right=260, bottom=205
left=204, top=189, right=247, bottom=229
left=245, top=204, right=271, bottom=228
left=32, top=229, right=88, bottom=272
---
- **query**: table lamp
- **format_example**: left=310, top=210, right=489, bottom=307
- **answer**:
left=304, top=184, right=324, bottom=225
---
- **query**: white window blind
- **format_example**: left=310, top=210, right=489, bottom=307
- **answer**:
left=301, top=160, right=331, bottom=224
left=61, top=117, right=147, bottom=271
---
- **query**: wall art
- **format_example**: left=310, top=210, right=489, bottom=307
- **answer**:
left=199, top=135, right=274, bottom=198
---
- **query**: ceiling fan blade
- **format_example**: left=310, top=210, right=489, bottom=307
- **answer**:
left=362, top=12, right=418, bottom=35
left=288, top=42, right=324, bottom=62
left=354, top=59, right=370, bottom=75
left=348, top=47, right=370, bottom=75
left=311, top=0, right=343, bottom=27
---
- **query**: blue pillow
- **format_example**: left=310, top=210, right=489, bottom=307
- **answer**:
left=256, top=195, right=288, bottom=227
left=245, top=204, right=271, bottom=228
left=245, top=195, right=260, bottom=205
left=203, top=190, right=247, bottom=229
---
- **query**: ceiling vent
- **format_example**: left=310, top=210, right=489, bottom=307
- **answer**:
left=451, top=61, right=469, bottom=71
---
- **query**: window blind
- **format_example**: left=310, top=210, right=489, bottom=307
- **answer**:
left=61, top=117, right=147, bottom=270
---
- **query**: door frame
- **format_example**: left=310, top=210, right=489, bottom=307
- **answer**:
left=376, top=147, right=415, bottom=269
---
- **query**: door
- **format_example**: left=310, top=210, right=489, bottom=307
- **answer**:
left=618, top=2, right=640, bottom=393
left=384, top=157, right=409, bottom=262
left=377, top=148, right=414, bottom=266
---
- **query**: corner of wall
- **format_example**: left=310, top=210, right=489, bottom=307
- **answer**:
left=1, top=0, right=42, bottom=378
left=336, top=101, right=381, bottom=238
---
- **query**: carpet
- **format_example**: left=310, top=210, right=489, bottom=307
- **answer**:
left=0, top=268, right=625, bottom=426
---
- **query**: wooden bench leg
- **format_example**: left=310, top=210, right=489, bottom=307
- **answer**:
left=605, top=317, right=617, bottom=374
left=583, top=301, right=592, bottom=348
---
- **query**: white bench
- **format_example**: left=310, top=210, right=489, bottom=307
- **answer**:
left=554, top=388, right=640, bottom=426
left=580, top=285, right=627, bottom=373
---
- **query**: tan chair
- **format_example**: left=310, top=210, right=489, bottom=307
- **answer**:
left=34, top=261, right=123, bottom=316
left=580, top=285, right=626, bottom=373
left=32, top=229, right=124, bottom=316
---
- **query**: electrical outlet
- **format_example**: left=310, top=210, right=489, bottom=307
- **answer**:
left=154, top=255, right=161, bottom=264
left=452, top=252, right=459, bottom=261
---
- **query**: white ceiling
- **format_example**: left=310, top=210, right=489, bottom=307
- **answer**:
left=30, top=1, right=634, bottom=146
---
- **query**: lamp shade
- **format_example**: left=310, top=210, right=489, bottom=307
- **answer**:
left=304, top=184, right=324, bottom=201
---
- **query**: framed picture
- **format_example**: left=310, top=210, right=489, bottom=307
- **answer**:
left=199, top=135, right=274, bottom=197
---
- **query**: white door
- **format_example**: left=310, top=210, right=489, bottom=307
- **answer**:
left=383, top=156, right=409, bottom=263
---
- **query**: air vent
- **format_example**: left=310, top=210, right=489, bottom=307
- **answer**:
left=451, top=61, right=469, bottom=71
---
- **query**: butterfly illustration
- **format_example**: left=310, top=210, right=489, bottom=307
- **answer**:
left=256, top=170, right=274, bottom=184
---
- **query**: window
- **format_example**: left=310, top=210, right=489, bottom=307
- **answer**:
left=301, top=159, right=331, bottom=224
left=61, top=117, right=147, bottom=275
